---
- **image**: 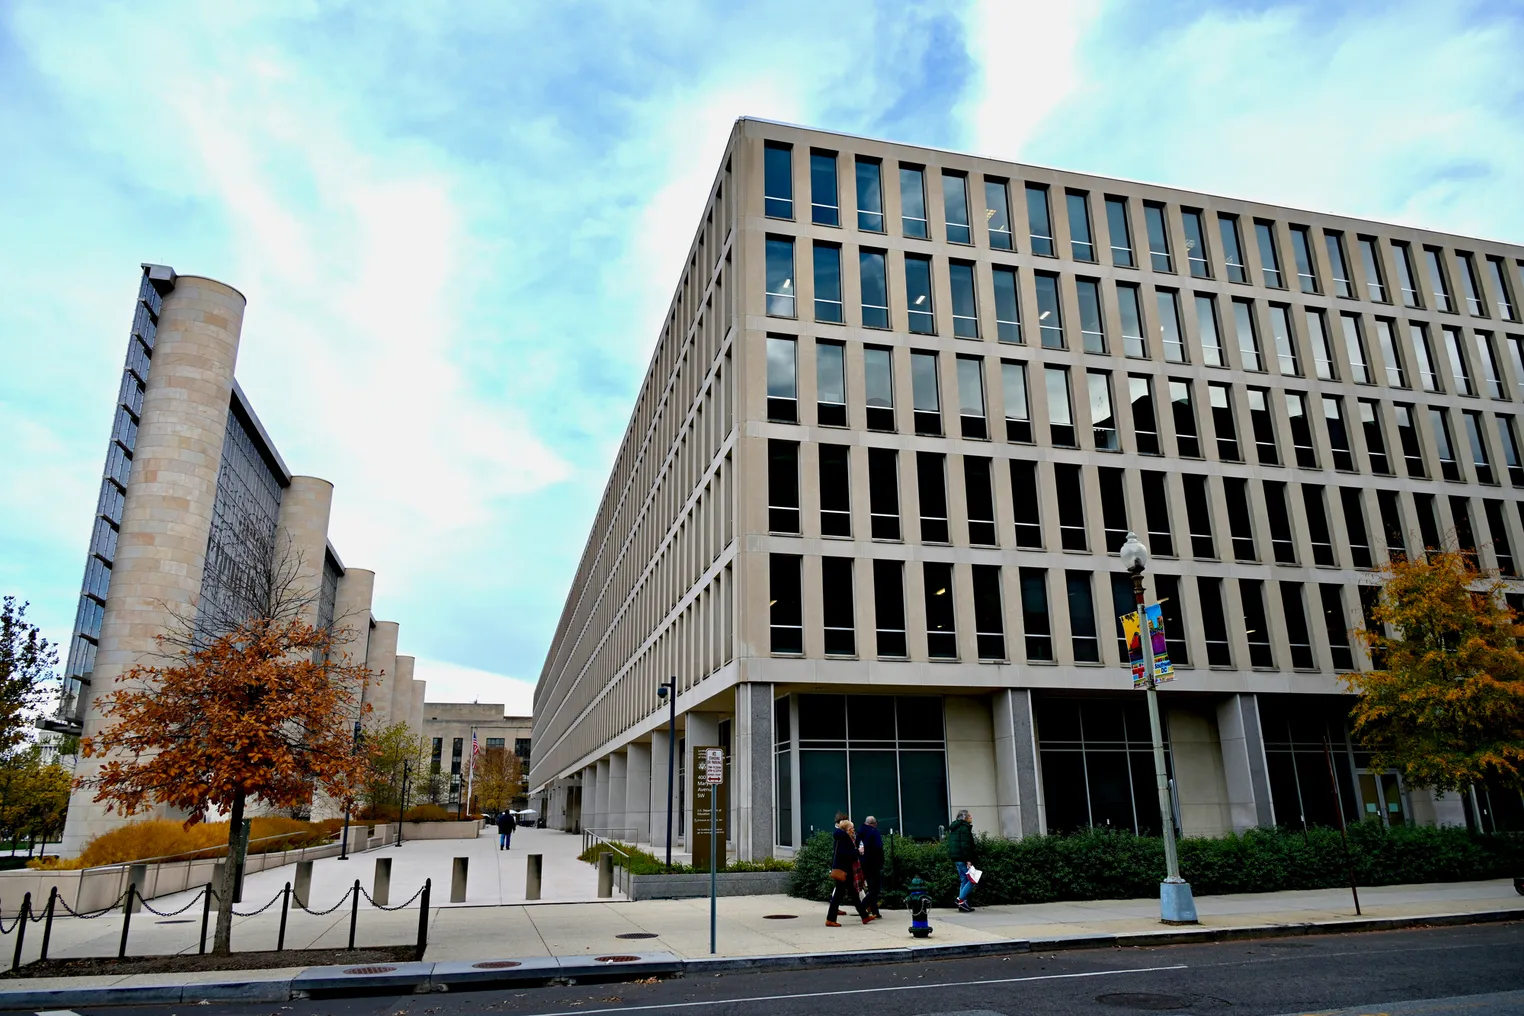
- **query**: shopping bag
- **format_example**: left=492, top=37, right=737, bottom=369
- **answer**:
left=965, top=864, right=982, bottom=885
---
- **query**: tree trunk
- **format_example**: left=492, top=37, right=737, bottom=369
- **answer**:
left=213, top=792, right=246, bottom=955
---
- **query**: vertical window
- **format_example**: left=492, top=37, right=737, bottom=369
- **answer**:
left=1183, top=473, right=1215, bottom=558
left=766, top=336, right=797, bottom=422
left=1375, top=319, right=1407, bottom=388
left=1118, top=283, right=1147, bottom=357
left=1247, top=387, right=1279, bottom=465
left=1496, top=414, right=1524, bottom=485
left=1020, top=568, right=1053, bottom=661
left=1129, top=375, right=1160, bottom=455
left=1106, top=196, right=1134, bottom=267
left=1485, top=500, right=1516, bottom=575
left=1170, top=379, right=1201, bottom=457
left=911, top=351, right=942, bottom=435
left=1487, top=257, right=1517, bottom=320
left=1412, top=324, right=1441, bottom=391
left=1026, top=184, right=1054, bottom=256
left=1028, top=273, right=1061, bottom=347
left=1358, top=237, right=1388, bottom=302
left=1340, top=488, right=1374, bottom=569
left=1358, top=399, right=1391, bottom=474
left=1394, top=404, right=1426, bottom=477
left=1443, top=327, right=1474, bottom=395
left=1155, top=574, right=1190, bottom=665
left=1341, top=314, right=1370, bottom=383
left=868, top=448, right=901, bottom=540
left=1144, top=202, right=1172, bottom=272
left=1286, top=391, right=1317, bottom=468
left=816, top=341, right=846, bottom=426
left=942, top=172, right=971, bottom=244
left=1054, top=463, right=1087, bottom=550
left=1255, top=221, right=1284, bottom=288
left=900, top=166, right=928, bottom=239
left=965, top=457, right=997, bottom=546
left=1182, top=209, right=1211, bottom=278
left=1066, top=572, right=1100, bottom=662
left=855, top=157, right=884, bottom=232
left=813, top=242, right=843, bottom=323
left=768, top=440, right=800, bottom=533
left=1110, top=574, right=1136, bottom=659
left=1306, top=309, right=1336, bottom=380
left=1208, top=382, right=1240, bottom=461
left=769, top=554, right=803, bottom=653
left=1047, top=366, right=1075, bottom=447
left=1378, top=489, right=1407, bottom=561
left=1431, top=407, right=1460, bottom=480
left=985, top=178, right=1013, bottom=250
left=1098, top=467, right=1128, bottom=552
left=1392, top=242, right=1420, bottom=307
left=1269, top=305, right=1300, bottom=376
left=764, top=141, right=792, bottom=219
left=1224, top=477, right=1257, bottom=560
left=864, top=346, right=895, bottom=431
left=1291, top=226, right=1319, bottom=293
left=972, top=565, right=1006, bottom=660
left=1067, top=191, right=1095, bottom=261
left=1077, top=278, right=1105, bottom=353
left=859, top=250, right=890, bottom=329
left=905, top=255, right=935, bottom=334
left=1157, top=289, right=1186, bottom=363
left=1456, top=497, right=1482, bottom=563
left=1233, top=299, right=1262, bottom=371
left=1478, top=332, right=1505, bottom=399
left=810, top=150, right=838, bottom=226
left=1265, top=481, right=1297, bottom=563
left=949, top=261, right=980, bottom=338
left=766, top=237, right=796, bottom=317
left=1464, top=410, right=1494, bottom=484
left=1140, top=471, right=1174, bottom=556
left=1219, top=214, right=1247, bottom=283
left=993, top=266, right=1021, bottom=343
left=1280, top=584, right=1315, bottom=669
left=924, top=562, right=957, bottom=659
left=1425, top=247, right=1455, bottom=312
left=873, top=559, right=906, bottom=657
left=1195, top=294, right=1224, bottom=366
left=1240, top=580, right=1274, bottom=668
left=1511, top=337, right=1524, bottom=401
left=957, top=356, right=988, bottom=439
left=817, top=557, right=856, bottom=657
left=1323, top=396, right=1354, bottom=471
left=1303, top=485, right=1336, bottom=566
left=818, top=444, right=851, bottom=536
left=1009, top=459, right=1042, bottom=546
left=1002, top=360, right=1032, bottom=442
left=1325, top=231, right=1353, bottom=297
left=1198, top=577, right=1232, bottom=666
left=1415, top=493, right=1442, bottom=550
left=1459, top=253, right=1486, bottom=316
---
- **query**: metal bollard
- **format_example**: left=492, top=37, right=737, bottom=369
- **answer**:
left=12, top=892, right=30, bottom=973
left=347, top=879, right=360, bottom=950
left=415, top=878, right=431, bottom=959
left=597, top=852, right=613, bottom=898
left=119, top=883, right=135, bottom=958
left=199, top=882, right=213, bottom=953
left=373, top=856, right=392, bottom=906
left=211, top=862, right=226, bottom=911
left=39, top=887, right=57, bottom=962
left=127, top=865, right=147, bottom=912
left=293, top=860, right=313, bottom=908
left=451, top=857, right=469, bottom=903
left=277, top=882, right=291, bottom=951
left=526, top=854, right=543, bottom=901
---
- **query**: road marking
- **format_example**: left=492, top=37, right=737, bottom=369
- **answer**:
left=518, top=963, right=1189, bottom=1015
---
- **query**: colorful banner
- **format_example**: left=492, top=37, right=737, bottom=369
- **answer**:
left=1123, top=602, right=1173, bottom=687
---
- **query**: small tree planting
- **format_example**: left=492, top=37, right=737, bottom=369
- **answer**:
left=1346, top=551, right=1524, bottom=796
left=472, top=746, right=523, bottom=815
left=362, top=722, right=429, bottom=819
left=0, top=597, right=57, bottom=752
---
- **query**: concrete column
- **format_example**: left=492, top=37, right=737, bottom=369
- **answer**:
left=626, top=741, right=652, bottom=845
left=584, top=764, right=600, bottom=834
left=594, top=758, right=611, bottom=834
left=364, top=621, right=399, bottom=730
left=732, top=683, right=774, bottom=859
left=651, top=728, right=674, bottom=850
left=1217, top=693, right=1276, bottom=831
left=1167, top=705, right=1232, bottom=837
left=410, top=680, right=427, bottom=738
left=332, top=568, right=374, bottom=707
left=945, top=696, right=997, bottom=826
left=1410, top=786, right=1468, bottom=828
left=63, top=275, right=246, bottom=856
left=992, top=689, right=1043, bottom=838
left=683, top=712, right=719, bottom=853
left=606, top=750, right=628, bottom=839
left=273, top=476, right=334, bottom=626
left=390, top=655, right=416, bottom=735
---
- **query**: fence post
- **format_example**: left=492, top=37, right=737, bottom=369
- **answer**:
left=199, top=883, right=213, bottom=954
left=127, top=864, right=147, bottom=912
left=39, top=887, right=56, bottom=962
left=277, top=882, right=291, bottom=952
left=347, top=880, right=360, bottom=950
left=373, top=856, right=392, bottom=906
left=118, top=883, right=135, bottom=959
left=450, top=857, right=468, bottom=903
left=12, top=892, right=30, bottom=973
left=293, top=860, right=313, bottom=908
left=597, top=852, right=613, bottom=898
left=526, top=854, right=542, bottom=901
left=415, top=878, right=431, bottom=960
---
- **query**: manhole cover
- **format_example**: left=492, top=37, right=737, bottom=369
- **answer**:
left=763, top=914, right=798, bottom=920
left=1096, top=993, right=1229, bottom=1011
left=343, top=966, right=397, bottom=975
left=472, top=960, right=523, bottom=969
left=594, top=955, right=641, bottom=963
left=617, top=932, right=659, bottom=939
left=155, top=919, right=194, bottom=925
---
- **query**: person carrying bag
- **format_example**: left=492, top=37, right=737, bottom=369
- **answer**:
left=826, top=818, right=873, bottom=926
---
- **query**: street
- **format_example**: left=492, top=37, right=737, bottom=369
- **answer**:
left=78, top=922, right=1523, bottom=1016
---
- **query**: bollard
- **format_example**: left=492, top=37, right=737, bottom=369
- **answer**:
left=12, top=892, right=30, bottom=973
left=277, top=882, right=291, bottom=951
left=119, top=883, right=135, bottom=959
left=347, top=879, right=360, bottom=950
left=199, top=882, right=213, bottom=954
left=451, top=857, right=469, bottom=903
left=211, top=862, right=226, bottom=911
left=526, top=854, right=543, bottom=901
left=597, top=852, right=613, bottom=898
left=293, top=860, right=314, bottom=908
left=415, top=878, right=431, bottom=959
left=127, top=865, right=147, bottom=912
left=373, top=856, right=392, bottom=907
left=39, top=887, right=57, bottom=962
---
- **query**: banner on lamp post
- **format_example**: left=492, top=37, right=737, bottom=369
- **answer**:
left=1123, top=603, right=1173, bottom=687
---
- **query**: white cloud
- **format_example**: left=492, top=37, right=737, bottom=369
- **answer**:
left=414, top=658, right=536, bottom=717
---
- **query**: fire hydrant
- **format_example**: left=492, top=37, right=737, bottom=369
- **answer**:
left=907, top=876, right=933, bottom=938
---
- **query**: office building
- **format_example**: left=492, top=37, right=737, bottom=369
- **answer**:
left=421, top=704, right=532, bottom=808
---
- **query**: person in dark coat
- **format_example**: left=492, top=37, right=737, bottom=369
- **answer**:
left=825, top=819, right=873, bottom=926
left=857, top=816, right=885, bottom=918
left=946, top=809, right=977, bottom=912
left=497, top=809, right=517, bottom=850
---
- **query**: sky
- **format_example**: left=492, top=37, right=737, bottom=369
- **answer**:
left=2, top=0, right=1522, bottom=715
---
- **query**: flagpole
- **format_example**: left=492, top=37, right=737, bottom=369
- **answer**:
left=465, top=726, right=477, bottom=817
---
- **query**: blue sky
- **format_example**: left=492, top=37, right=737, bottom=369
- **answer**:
left=2, top=1, right=1521, bottom=713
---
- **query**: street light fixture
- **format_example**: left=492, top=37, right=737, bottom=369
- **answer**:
left=1120, top=531, right=1198, bottom=925
left=338, top=719, right=363, bottom=861
left=657, top=678, right=677, bottom=872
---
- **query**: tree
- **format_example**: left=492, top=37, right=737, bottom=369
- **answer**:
left=472, top=746, right=523, bottom=814
left=78, top=615, right=373, bottom=954
left=1346, top=551, right=1524, bottom=796
left=0, top=749, right=71, bottom=852
left=0, top=597, right=56, bottom=752
left=362, top=722, right=428, bottom=818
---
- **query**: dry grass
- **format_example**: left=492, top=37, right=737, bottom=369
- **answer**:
left=29, top=816, right=334, bottom=870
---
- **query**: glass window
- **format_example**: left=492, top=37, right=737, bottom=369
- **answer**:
left=768, top=440, right=800, bottom=533
left=1089, top=370, right=1118, bottom=451
left=1325, top=231, right=1353, bottom=298
left=1255, top=221, right=1284, bottom=288
left=810, top=150, right=838, bottom=226
left=1035, top=272, right=1063, bottom=348
left=1157, top=289, right=1186, bottom=363
left=864, top=346, right=895, bottom=431
left=905, top=255, right=935, bottom=335
left=1026, top=184, right=1054, bottom=257
left=993, top=266, right=1021, bottom=343
left=816, top=341, right=846, bottom=427
left=868, top=448, right=901, bottom=540
left=900, top=166, right=928, bottom=239
left=943, top=172, right=971, bottom=245
left=1510, top=336, right=1524, bottom=401
left=769, top=554, right=802, bottom=653
left=985, top=178, right=1013, bottom=250
left=1047, top=366, right=1075, bottom=447
left=973, top=565, right=1006, bottom=660
left=1141, top=470, right=1174, bottom=556
left=1286, top=391, right=1317, bottom=468
left=1105, top=196, right=1134, bottom=267
left=765, top=236, right=795, bottom=317
left=1020, top=568, right=1053, bottom=661
left=764, top=141, right=792, bottom=219
left=965, top=457, right=997, bottom=546
left=1129, top=375, right=1160, bottom=455
left=1306, top=309, right=1336, bottom=380
left=1415, top=492, right=1443, bottom=550
left=1170, top=379, right=1200, bottom=457
left=1378, top=489, right=1408, bottom=560
left=1077, top=278, right=1105, bottom=353
left=1464, top=410, right=1493, bottom=484
left=1269, top=305, right=1300, bottom=376
left=856, top=157, right=884, bottom=232
left=1182, top=209, right=1211, bottom=278
left=1485, top=500, right=1516, bottom=574
left=1497, top=414, right=1524, bottom=485
left=1002, top=360, right=1032, bottom=443
left=1358, top=237, right=1388, bottom=302
left=1459, top=253, right=1486, bottom=316
left=1478, top=332, right=1505, bottom=399
left=1098, top=467, right=1128, bottom=551
left=1110, top=573, right=1137, bottom=658
left=1340, top=488, right=1374, bottom=569
left=1155, top=574, right=1190, bottom=665
left=1219, top=214, right=1247, bottom=283
left=1196, top=294, right=1224, bottom=367
left=1392, top=242, right=1420, bottom=307
left=1443, top=326, right=1474, bottom=395
left=1144, top=202, right=1172, bottom=272
left=1209, top=382, right=1240, bottom=461
left=949, top=261, right=979, bottom=339
left=1119, top=283, right=1146, bottom=358
left=1225, top=477, right=1256, bottom=560
left=1199, top=577, right=1231, bottom=666
left=859, top=250, right=889, bottom=329
left=1412, top=324, right=1441, bottom=391
left=1324, top=396, right=1354, bottom=471
left=1233, top=299, right=1262, bottom=371
left=917, top=452, right=949, bottom=543
left=957, top=356, right=988, bottom=440
left=1431, top=407, right=1460, bottom=480
left=766, top=335, right=797, bottom=422
left=1394, top=403, right=1425, bottom=477
left=1341, top=314, right=1370, bottom=384
left=1487, top=257, right=1517, bottom=320
left=911, top=350, right=941, bottom=435
left=1320, top=585, right=1355, bottom=670
left=1359, top=399, right=1391, bottom=474
left=1067, top=191, right=1095, bottom=261
left=1374, top=319, right=1407, bottom=388
left=1009, top=459, right=1042, bottom=546
left=819, top=444, right=851, bottom=536
left=1280, top=583, right=1315, bottom=669
left=813, top=242, right=842, bottom=323
left=1247, top=387, right=1278, bottom=465
left=1183, top=473, right=1215, bottom=557
left=1291, top=226, right=1318, bottom=294
left=1425, top=247, right=1455, bottom=312
left=872, top=559, right=906, bottom=656
left=821, top=557, right=854, bottom=655
left=1240, top=580, right=1274, bottom=668
left=1066, top=572, right=1100, bottom=663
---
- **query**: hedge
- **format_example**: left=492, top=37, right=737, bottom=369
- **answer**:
left=788, top=825, right=1524, bottom=909
left=579, top=840, right=794, bottom=875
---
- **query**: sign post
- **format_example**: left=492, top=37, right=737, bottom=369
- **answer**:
left=704, top=746, right=724, bottom=955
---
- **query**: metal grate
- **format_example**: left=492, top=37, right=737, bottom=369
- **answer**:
left=594, top=955, right=641, bottom=963
left=617, top=932, right=658, bottom=939
left=343, top=966, right=397, bottom=975
left=763, top=914, right=798, bottom=920
left=472, top=960, right=523, bottom=969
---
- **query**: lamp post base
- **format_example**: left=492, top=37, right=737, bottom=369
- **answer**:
left=1160, top=879, right=1198, bottom=924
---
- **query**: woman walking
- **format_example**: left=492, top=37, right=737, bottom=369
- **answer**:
left=826, top=818, right=874, bottom=926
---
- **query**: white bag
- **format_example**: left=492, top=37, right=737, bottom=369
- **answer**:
left=965, top=864, right=982, bottom=885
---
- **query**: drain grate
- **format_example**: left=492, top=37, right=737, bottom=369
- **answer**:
left=472, top=960, right=523, bottom=969
left=594, top=955, right=641, bottom=963
left=617, top=932, right=659, bottom=939
left=763, top=914, right=798, bottom=920
left=343, top=966, right=397, bottom=975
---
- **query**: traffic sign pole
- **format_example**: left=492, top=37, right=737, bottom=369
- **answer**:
left=705, top=746, right=724, bottom=955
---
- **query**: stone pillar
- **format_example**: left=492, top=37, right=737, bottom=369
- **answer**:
left=650, top=728, right=674, bottom=850
left=606, top=750, right=628, bottom=839
left=1217, top=693, right=1276, bottom=831
left=683, top=712, right=719, bottom=853
left=332, top=568, right=374, bottom=708
left=992, top=689, right=1043, bottom=838
left=593, top=758, right=611, bottom=834
left=410, top=680, right=427, bottom=738
left=626, top=741, right=652, bottom=845
left=390, top=655, right=416, bottom=735
left=63, top=276, right=246, bottom=856
left=273, top=476, right=333, bottom=624
left=365, top=621, right=399, bottom=730
left=945, top=696, right=997, bottom=826
left=732, top=683, right=774, bottom=859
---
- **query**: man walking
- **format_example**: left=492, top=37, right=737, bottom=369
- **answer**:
left=946, top=809, right=977, bottom=913
left=497, top=809, right=517, bottom=850
left=858, top=815, right=885, bottom=918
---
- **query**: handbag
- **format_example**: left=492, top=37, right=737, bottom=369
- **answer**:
left=830, top=868, right=847, bottom=882
left=965, top=864, right=983, bottom=885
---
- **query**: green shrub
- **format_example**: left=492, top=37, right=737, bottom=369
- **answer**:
left=788, top=825, right=1524, bottom=908
left=579, top=840, right=794, bottom=876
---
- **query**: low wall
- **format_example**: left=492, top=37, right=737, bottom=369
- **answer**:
left=624, top=871, right=793, bottom=901
left=398, top=821, right=481, bottom=840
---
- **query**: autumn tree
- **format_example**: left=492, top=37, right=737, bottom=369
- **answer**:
left=0, top=597, right=56, bottom=752
left=1346, top=551, right=1524, bottom=796
left=0, top=749, right=71, bottom=853
left=363, top=721, right=429, bottom=818
left=472, top=746, right=523, bottom=814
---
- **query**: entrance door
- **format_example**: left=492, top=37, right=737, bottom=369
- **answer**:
left=1357, top=771, right=1406, bottom=826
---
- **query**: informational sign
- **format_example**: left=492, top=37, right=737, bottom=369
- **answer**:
left=1123, top=603, right=1174, bottom=687
left=704, top=747, right=725, bottom=784
left=690, top=746, right=728, bottom=872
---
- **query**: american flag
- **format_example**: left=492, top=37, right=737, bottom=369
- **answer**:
left=471, top=730, right=479, bottom=757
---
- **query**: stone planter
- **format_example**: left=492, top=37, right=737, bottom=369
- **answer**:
left=397, top=820, right=482, bottom=840
left=624, top=870, right=792, bottom=901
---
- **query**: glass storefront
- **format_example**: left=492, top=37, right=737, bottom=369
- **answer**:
left=1034, top=696, right=1171, bottom=835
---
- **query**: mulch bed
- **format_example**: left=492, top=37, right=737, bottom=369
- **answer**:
left=2, top=945, right=419, bottom=978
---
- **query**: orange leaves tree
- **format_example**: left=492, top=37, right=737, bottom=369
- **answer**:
left=1346, top=551, right=1524, bottom=796
left=78, top=616, right=372, bottom=954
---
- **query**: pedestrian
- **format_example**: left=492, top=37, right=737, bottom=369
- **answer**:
left=858, top=815, right=884, bottom=918
left=497, top=808, right=517, bottom=850
left=946, top=809, right=978, bottom=912
left=826, top=818, right=873, bottom=927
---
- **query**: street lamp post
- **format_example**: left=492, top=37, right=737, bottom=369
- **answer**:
left=656, top=678, right=677, bottom=872
left=339, top=720, right=363, bottom=861
left=1119, top=531, right=1198, bottom=925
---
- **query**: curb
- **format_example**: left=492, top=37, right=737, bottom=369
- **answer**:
left=1, top=908, right=1518, bottom=1010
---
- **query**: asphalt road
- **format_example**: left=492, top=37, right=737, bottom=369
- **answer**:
left=84, top=922, right=1523, bottom=1016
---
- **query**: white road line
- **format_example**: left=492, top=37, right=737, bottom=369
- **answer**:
left=518, top=962, right=1190, bottom=1016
